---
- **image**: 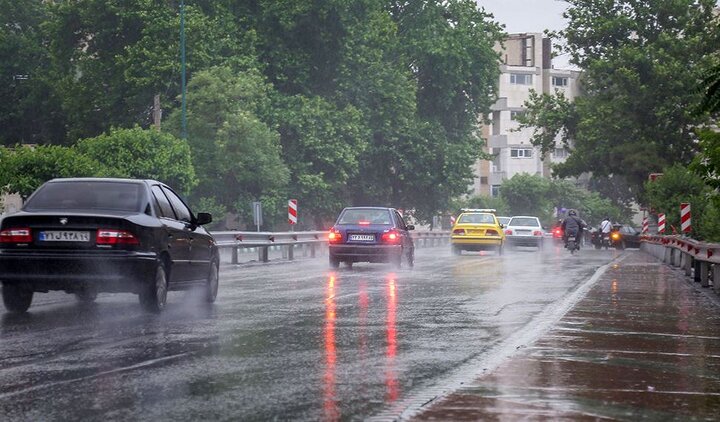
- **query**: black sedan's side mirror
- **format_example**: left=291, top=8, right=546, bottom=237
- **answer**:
left=195, top=212, right=213, bottom=226
left=407, top=224, right=415, bottom=231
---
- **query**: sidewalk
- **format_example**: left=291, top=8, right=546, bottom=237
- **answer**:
left=411, top=251, right=720, bottom=421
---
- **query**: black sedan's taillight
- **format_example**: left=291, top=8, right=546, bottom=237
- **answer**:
left=0, top=228, right=32, bottom=244
left=96, top=229, right=139, bottom=245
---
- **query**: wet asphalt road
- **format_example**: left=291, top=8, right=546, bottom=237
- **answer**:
left=0, top=243, right=620, bottom=421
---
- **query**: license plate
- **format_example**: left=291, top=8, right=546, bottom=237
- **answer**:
left=39, top=231, right=90, bottom=242
left=568, top=236, right=576, bottom=241
left=467, top=229, right=483, bottom=234
left=349, top=234, right=374, bottom=241
left=516, top=230, right=532, bottom=236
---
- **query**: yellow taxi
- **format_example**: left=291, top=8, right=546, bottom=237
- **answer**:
left=450, top=209, right=505, bottom=255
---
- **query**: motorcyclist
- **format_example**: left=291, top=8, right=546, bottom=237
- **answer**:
left=600, top=217, right=612, bottom=235
left=561, top=210, right=586, bottom=246
left=599, top=217, right=612, bottom=249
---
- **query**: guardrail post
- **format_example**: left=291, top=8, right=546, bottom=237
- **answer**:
left=259, top=246, right=269, bottom=262
left=311, top=243, right=316, bottom=258
left=684, top=254, right=693, bottom=277
left=672, top=249, right=681, bottom=267
left=697, top=261, right=709, bottom=287
left=714, top=264, right=720, bottom=295
left=232, top=246, right=239, bottom=265
left=288, top=244, right=294, bottom=260
left=663, top=247, right=671, bottom=264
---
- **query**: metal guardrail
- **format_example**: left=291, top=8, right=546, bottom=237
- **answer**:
left=210, top=230, right=451, bottom=264
left=641, top=235, right=720, bottom=295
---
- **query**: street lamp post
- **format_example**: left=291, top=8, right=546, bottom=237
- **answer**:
left=180, top=0, right=187, bottom=140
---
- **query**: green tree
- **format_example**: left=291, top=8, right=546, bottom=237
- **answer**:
left=0, top=145, right=100, bottom=197
left=500, top=174, right=552, bottom=218
left=167, top=66, right=289, bottom=227
left=273, top=95, right=368, bottom=227
left=76, top=127, right=197, bottom=194
left=0, top=0, right=67, bottom=145
left=644, top=164, right=712, bottom=238
left=42, top=0, right=256, bottom=141
left=519, top=0, right=720, bottom=202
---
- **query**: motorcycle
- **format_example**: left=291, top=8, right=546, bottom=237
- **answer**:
left=565, top=233, right=580, bottom=254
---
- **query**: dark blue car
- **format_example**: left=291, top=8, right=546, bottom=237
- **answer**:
left=328, top=207, right=415, bottom=269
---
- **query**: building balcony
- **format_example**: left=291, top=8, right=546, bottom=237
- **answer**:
left=491, top=97, right=508, bottom=111
left=488, top=134, right=507, bottom=148
left=490, top=171, right=507, bottom=186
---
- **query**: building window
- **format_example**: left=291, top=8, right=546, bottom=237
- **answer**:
left=510, top=148, right=533, bottom=158
left=553, top=147, right=569, bottom=158
left=552, top=76, right=568, bottom=87
left=510, top=73, right=533, bottom=85
left=491, top=185, right=501, bottom=198
left=480, top=176, right=488, bottom=185
left=510, top=110, right=525, bottom=121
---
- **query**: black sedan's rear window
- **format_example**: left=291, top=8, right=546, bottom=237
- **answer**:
left=24, top=182, right=145, bottom=212
left=338, top=209, right=392, bottom=225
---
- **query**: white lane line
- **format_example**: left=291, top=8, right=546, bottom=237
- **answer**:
left=0, top=352, right=191, bottom=399
left=368, top=254, right=625, bottom=422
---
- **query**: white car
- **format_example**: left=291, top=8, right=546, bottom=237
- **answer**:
left=504, top=216, right=544, bottom=248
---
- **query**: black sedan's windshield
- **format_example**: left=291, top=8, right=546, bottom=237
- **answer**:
left=24, top=181, right=145, bottom=212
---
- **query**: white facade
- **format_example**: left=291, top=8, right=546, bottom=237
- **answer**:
left=472, top=33, right=581, bottom=197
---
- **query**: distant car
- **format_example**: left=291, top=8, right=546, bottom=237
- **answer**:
left=450, top=209, right=505, bottom=255
left=609, top=224, right=642, bottom=249
left=504, top=216, right=544, bottom=248
left=0, top=178, right=218, bottom=314
left=328, top=207, right=414, bottom=269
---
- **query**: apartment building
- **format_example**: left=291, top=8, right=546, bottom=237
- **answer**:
left=471, top=33, right=582, bottom=197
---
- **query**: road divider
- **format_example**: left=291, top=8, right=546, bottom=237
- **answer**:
left=211, top=230, right=451, bottom=264
left=641, top=235, right=720, bottom=295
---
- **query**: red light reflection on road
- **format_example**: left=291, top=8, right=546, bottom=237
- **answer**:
left=385, top=275, right=399, bottom=402
left=324, top=274, right=339, bottom=421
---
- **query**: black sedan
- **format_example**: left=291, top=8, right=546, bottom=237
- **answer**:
left=0, top=178, right=218, bottom=313
left=609, top=224, right=643, bottom=249
left=328, top=207, right=415, bottom=269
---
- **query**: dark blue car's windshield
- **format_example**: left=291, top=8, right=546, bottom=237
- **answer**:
left=25, top=182, right=145, bottom=212
left=338, top=209, right=392, bottom=225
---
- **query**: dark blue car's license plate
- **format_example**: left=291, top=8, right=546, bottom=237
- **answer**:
left=349, top=234, right=374, bottom=241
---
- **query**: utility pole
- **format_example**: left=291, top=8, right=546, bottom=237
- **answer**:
left=180, top=0, right=187, bottom=139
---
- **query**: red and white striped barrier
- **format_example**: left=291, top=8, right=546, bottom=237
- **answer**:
left=288, top=199, right=298, bottom=225
left=658, top=213, right=665, bottom=234
left=681, top=202, right=691, bottom=233
left=642, top=216, right=649, bottom=234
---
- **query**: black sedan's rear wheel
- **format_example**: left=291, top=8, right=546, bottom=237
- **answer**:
left=329, top=255, right=340, bottom=269
left=407, top=249, right=414, bottom=268
left=2, top=284, right=33, bottom=313
left=140, top=263, right=168, bottom=313
left=205, top=259, right=219, bottom=303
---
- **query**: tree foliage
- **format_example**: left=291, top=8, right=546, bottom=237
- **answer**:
left=0, top=146, right=100, bottom=197
left=500, top=174, right=624, bottom=225
left=76, top=127, right=197, bottom=194
left=0, top=0, right=505, bottom=227
left=166, top=66, right=289, bottom=227
left=644, top=164, right=720, bottom=240
left=518, top=0, right=720, bottom=203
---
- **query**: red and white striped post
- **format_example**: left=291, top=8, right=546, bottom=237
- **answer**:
left=680, top=202, right=691, bottom=234
left=642, top=216, right=649, bottom=234
left=288, top=199, right=298, bottom=226
left=658, top=213, right=665, bottom=234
